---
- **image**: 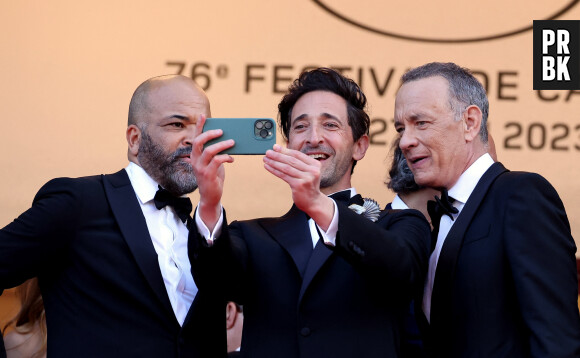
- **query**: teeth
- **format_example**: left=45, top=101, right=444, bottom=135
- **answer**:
left=308, top=154, right=327, bottom=160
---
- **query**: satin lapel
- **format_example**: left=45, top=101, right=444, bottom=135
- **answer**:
left=430, top=162, right=508, bottom=325
left=103, top=170, right=174, bottom=316
left=298, top=239, right=333, bottom=303
left=260, top=205, right=313, bottom=278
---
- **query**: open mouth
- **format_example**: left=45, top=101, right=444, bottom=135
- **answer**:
left=308, top=153, right=329, bottom=161
left=409, top=155, right=427, bottom=166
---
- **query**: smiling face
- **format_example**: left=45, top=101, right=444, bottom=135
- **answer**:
left=287, top=90, right=368, bottom=194
left=127, top=76, right=211, bottom=195
left=394, top=76, right=470, bottom=190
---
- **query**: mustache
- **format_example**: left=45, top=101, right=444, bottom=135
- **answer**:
left=300, top=145, right=334, bottom=156
left=170, top=146, right=192, bottom=161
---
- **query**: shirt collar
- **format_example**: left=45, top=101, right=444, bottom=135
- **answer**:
left=327, top=187, right=357, bottom=198
left=390, top=194, right=409, bottom=210
left=448, top=153, right=494, bottom=204
left=125, top=162, right=160, bottom=205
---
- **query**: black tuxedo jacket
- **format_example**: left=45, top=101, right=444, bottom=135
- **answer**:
left=0, top=169, right=225, bottom=357
left=422, top=162, right=580, bottom=358
left=190, top=199, right=430, bottom=358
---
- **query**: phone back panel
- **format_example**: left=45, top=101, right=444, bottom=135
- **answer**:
left=202, top=118, right=276, bottom=155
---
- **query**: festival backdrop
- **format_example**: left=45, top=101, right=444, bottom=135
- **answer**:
left=1, top=1, right=579, bottom=256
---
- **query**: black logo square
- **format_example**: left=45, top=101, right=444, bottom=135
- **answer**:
left=533, top=20, right=580, bottom=90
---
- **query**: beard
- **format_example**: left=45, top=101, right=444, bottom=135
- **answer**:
left=300, top=145, right=352, bottom=189
left=138, top=130, right=197, bottom=196
left=319, top=157, right=352, bottom=189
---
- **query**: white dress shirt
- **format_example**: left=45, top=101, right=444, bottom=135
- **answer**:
left=195, top=189, right=355, bottom=248
left=422, top=153, right=494, bottom=323
left=389, top=194, right=409, bottom=210
left=125, top=162, right=197, bottom=326
left=309, top=188, right=355, bottom=248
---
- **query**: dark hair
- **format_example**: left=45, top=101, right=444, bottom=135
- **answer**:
left=2, top=278, right=46, bottom=358
left=386, top=137, right=421, bottom=194
left=278, top=68, right=370, bottom=172
left=401, top=62, right=489, bottom=143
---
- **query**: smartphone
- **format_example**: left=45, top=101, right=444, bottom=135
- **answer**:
left=202, top=118, right=276, bottom=155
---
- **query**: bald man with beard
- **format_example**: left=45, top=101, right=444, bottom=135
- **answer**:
left=0, top=75, right=225, bottom=357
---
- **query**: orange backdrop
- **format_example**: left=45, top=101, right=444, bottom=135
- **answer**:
left=0, top=1, right=579, bottom=257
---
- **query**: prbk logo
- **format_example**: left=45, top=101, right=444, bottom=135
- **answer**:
left=533, top=20, right=580, bottom=89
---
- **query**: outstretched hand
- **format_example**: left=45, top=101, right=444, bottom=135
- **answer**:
left=191, top=114, right=235, bottom=231
left=263, top=145, right=334, bottom=230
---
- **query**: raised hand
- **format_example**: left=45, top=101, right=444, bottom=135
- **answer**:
left=191, top=114, right=235, bottom=231
left=263, top=144, right=334, bottom=230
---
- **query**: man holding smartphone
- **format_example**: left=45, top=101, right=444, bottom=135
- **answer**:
left=0, top=75, right=225, bottom=357
left=189, top=68, right=430, bottom=357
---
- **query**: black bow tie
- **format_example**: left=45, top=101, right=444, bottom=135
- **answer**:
left=427, top=189, right=459, bottom=227
left=329, top=190, right=363, bottom=206
left=153, top=186, right=193, bottom=224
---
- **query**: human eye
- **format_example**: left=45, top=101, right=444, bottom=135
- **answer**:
left=168, top=122, right=185, bottom=128
left=324, top=121, right=339, bottom=129
left=292, top=121, right=307, bottom=131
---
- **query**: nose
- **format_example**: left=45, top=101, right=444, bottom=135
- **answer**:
left=398, top=128, right=417, bottom=152
left=306, top=125, right=323, bottom=145
left=184, top=124, right=196, bottom=147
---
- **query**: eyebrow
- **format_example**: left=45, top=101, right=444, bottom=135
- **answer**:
left=167, top=114, right=188, bottom=121
left=396, top=113, right=423, bottom=124
left=293, top=112, right=340, bottom=122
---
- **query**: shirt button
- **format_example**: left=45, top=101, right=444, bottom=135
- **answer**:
left=300, top=327, right=311, bottom=337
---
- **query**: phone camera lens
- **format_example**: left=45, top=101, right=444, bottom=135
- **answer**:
left=264, top=121, right=273, bottom=129
left=255, top=121, right=264, bottom=129
left=259, top=129, right=269, bottom=138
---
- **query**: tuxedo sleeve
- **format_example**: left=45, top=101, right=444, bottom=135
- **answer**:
left=503, top=173, right=580, bottom=357
left=189, top=209, right=247, bottom=303
left=0, top=178, right=82, bottom=289
left=333, top=206, right=430, bottom=295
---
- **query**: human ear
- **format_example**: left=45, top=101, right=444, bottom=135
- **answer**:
left=352, top=134, right=370, bottom=161
left=463, top=105, right=482, bottom=142
left=126, top=124, right=142, bottom=157
left=225, top=302, right=238, bottom=329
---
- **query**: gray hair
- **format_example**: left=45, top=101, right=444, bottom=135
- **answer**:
left=401, top=62, right=489, bottom=143
left=386, top=137, right=421, bottom=194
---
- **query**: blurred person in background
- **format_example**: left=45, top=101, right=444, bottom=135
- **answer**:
left=226, top=302, right=243, bottom=357
left=3, top=278, right=46, bottom=358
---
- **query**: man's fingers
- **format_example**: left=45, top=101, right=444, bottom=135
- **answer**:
left=264, top=162, right=285, bottom=181
left=194, top=114, right=208, bottom=138
left=272, top=145, right=319, bottom=165
left=201, top=139, right=235, bottom=161
left=205, top=154, right=234, bottom=173
left=263, top=155, right=310, bottom=180
left=193, top=129, right=226, bottom=153
left=264, top=148, right=317, bottom=173
left=264, top=162, right=304, bottom=189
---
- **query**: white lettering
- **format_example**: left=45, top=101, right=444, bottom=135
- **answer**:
left=543, top=57, right=555, bottom=80
left=557, top=56, right=570, bottom=80
left=543, top=29, right=555, bottom=54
